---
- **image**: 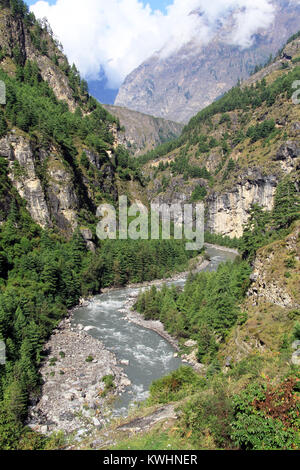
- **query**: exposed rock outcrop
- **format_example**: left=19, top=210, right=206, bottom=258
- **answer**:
left=274, top=141, right=300, bottom=174
left=0, top=133, right=51, bottom=227
left=206, top=172, right=278, bottom=238
left=247, top=222, right=300, bottom=309
left=0, top=7, right=77, bottom=111
left=0, top=134, right=79, bottom=230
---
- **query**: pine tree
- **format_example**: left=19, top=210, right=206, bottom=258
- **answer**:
left=272, top=177, right=300, bottom=229
left=0, top=111, right=7, bottom=138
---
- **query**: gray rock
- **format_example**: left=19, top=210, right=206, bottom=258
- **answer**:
left=120, top=377, right=131, bottom=387
left=64, top=392, right=75, bottom=401
left=92, top=417, right=101, bottom=427
left=225, top=356, right=232, bottom=368
left=80, top=228, right=93, bottom=241
left=292, top=340, right=300, bottom=350
left=250, top=273, right=259, bottom=282
left=91, top=439, right=103, bottom=449
left=115, top=9, right=300, bottom=123
left=120, top=359, right=129, bottom=366
left=292, top=122, right=300, bottom=131
left=184, top=340, right=198, bottom=348
left=291, top=350, right=300, bottom=366
left=275, top=141, right=300, bottom=161
left=40, top=425, right=48, bottom=434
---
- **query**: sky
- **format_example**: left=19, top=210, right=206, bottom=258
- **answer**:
left=23, top=1, right=299, bottom=103
left=25, top=1, right=174, bottom=14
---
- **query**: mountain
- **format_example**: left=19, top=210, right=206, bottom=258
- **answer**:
left=115, top=0, right=300, bottom=123
left=103, top=104, right=183, bottom=157
left=137, top=32, right=300, bottom=239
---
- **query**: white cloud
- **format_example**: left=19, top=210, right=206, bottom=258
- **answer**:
left=30, top=0, right=279, bottom=88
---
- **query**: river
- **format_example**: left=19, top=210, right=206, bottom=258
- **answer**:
left=72, top=245, right=237, bottom=416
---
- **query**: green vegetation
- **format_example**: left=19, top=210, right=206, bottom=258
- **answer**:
left=130, top=176, right=300, bottom=450
left=136, top=63, right=300, bottom=167
left=135, top=259, right=251, bottom=353
left=0, top=2, right=299, bottom=450
left=0, top=193, right=195, bottom=450
left=148, top=367, right=205, bottom=405
left=246, top=119, right=276, bottom=143
left=85, top=356, right=94, bottom=363
left=241, top=174, right=300, bottom=261
left=185, top=66, right=300, bottom=135
left=101, top=375, right=115, bottom=397
left=169, top=155, right=212, bottom=180
left=230, top=377, right=300, bottom=450
left=0, top=0, right=199, bottom=449
left=191, top=186, right=207, bottom=202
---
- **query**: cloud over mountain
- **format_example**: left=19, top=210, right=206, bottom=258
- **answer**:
left=30, top=0, right=298, bottom=88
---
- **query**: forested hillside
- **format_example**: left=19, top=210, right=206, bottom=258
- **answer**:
left=0, top=0, right=196, bottom=450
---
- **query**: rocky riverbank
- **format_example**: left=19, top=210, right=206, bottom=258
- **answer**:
left=27, top=248, right=230, bottom=438
left=27, top=316, right=131, bottom=439
left=204, top=243, right=240, bottom=255
left=121, top=295, right=206, bottom=374
left=117, top=256, right=210, bottom=374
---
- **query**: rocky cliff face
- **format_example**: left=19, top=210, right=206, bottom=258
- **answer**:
left=248, top=222, right=300, bottom=309
left=206, top=172, right=278, bottom=238
left=103, top=105, right=183, bottom=157
left=115, top=0, right=300, bottom=123
left=0, top=5, right=76, bottom=110
left=0, top=130, right=120, bottom=232
left=0, top=133, right=82, bottom=230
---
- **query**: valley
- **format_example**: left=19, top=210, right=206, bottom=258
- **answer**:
left=0, top=0, right=299, bottom=452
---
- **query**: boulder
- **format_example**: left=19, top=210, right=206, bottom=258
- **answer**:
left=120, top=359, right=129, bottom=366
left=80, top=228, right=93, bottom=241
left=184, top=339, right=198, bottom=348
left=120, top=377, right=131, bottom=387
left=292, top=340, right=300, bottom=350
left=291, top=350, right=300, bottom=366
left=40, top=425, right=48, bottom=434
left=275, top=141, right=300, bottom=161
left=84, top=326, right=95, bottom=332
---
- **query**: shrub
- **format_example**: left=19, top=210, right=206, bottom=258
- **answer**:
left=148, top=367, right=205, bottom=405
